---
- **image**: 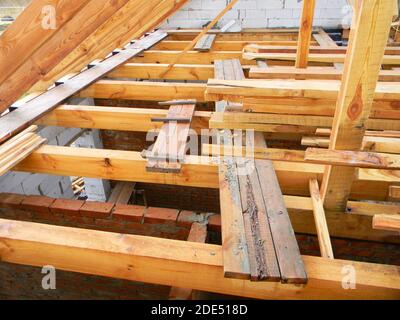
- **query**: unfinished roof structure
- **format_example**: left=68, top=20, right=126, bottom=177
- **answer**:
left=0, top=0, right=399, bottom=300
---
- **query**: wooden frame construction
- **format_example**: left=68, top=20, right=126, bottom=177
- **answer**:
left=0, top=0, right=399, bottom=300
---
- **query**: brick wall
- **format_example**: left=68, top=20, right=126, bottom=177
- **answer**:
left=161, top=0, right=353, bottom=29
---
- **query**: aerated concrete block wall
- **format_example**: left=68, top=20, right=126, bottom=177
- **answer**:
left=161, top=0, right=353, bottom=29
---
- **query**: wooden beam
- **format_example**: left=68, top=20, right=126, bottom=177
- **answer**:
left=388, top=186, right=400, bottom=201
left=249, top=66, right=400, bottom=82
left=130, top=50, right=257, bottom=65
left=36, top=105, right=210, bottom=134
left=108, top=63, right=214, bottom=80
left=205, top=79, right=400, bottom=101
left=78, top=80, right=206, bottom=102
left=296, top=0, right=316, bottom=68
left=244, top=52, right=400, bottom=65
left=373, top=214, right=400, bottom=232
left=306, top=148, right=400, bottom=169
left=13, top=145, right=400, bottom=205
left=309, top=179, right=334, bottom=259
left=321, top=0, right=397, bottom=211
left=210, top=111, right=400, bottom=131
left=154, top=40, right=312, bottom=51
left=0, top=31, right=167, bottom=144
left=0, top=219, right=399, bottom=299
left=14, top=145, right=218, bottom=189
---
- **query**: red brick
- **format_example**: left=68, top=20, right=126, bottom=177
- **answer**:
left=144, top=207, right=179, bottom=224
left=0, top=193, right=25, bottom=209
left=112, top=204, right=144, bottom=223
left=21, top=195, right=55, bottom=213
left=95, top=218, right=125, bottom=230
left=80, top=201, right=114, bottom=218
left=208, top=214, right=221, bottom=232
left=177, top=210, right=197, bottom=228
left=50, top=199, right=85, bottom=216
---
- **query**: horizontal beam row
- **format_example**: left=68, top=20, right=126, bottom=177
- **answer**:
left=1, top=218, right=398, bottom=299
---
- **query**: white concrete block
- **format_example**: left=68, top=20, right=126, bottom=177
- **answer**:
left=256, top=0, right=283, bottom=9
left=284, top=0, right=302, bottom=9
left=242, top=9, right=266, bottom=20
left=265, top=9, right=292, bottom=19
left=201, top=0, right=227, bottom=10
left=234, top=0, right=257, bottom=10
left=267, top=18, right=299, bottom=28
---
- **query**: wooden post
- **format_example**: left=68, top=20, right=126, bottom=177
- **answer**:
left=321, top=0, right=396, bottom=211
left=295, top=0, right=316, bottom=68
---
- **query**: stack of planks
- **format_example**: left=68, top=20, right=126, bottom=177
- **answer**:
left=0, top=125, right=46, bottom=176
left=144, top=100, right=196, bottom=173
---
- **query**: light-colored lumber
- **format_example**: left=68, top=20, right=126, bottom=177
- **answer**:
left=0, top=0, right=132, bottom=113
left=160, top=0, right=238, bottom=78
left=373, top=214, right=400, bottom=232
left=388, top=186, right=400, bottom=201
left=0, top=219, right=399, bottom=299
left=321, top=0, right=396, bottom=211
left=305, top=148, right=400, bottom=170
left=309, top=179, right=334, bottom=259
left=29, top=0, right=188, bottom=92
left=295, top=0, right=316, bottom=68
left=244, top=52, right=400, bottom=65
left=0, top=0, right=90, bottom=88
left=249, top=66, right=400, bottom=82
left=0, top=31, right=167, bottom=144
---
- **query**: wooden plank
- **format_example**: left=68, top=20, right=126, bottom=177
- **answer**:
left=205, top=79, right=400, bottom=101
left=219, top=156, right=250, bottom=279
left=79, top=80, right=206, bottom=102
left=295, top=0, right=316, bottom=68
left=309, top=179, right=334, bottom=259
left=108, top=63, right=215, bottom=80
left=146, top=103, right=195, bottom=173
left=0, top=0, right=132, bottom=113
left=249, top=66, right=400, bottom=82
left=36, top=105, right=210, bottom=134
left=321, top=0, right=396, bottom=211
left=244, top=52, right=400, bottom=65
left=108, top=181, right=136, bottom=204
left=0, top=219, right=399, bottom=299
left=155, top=40, right=317, bottom=51
left=254, top=133, right=307, bottom=284
left=194, top=34, right=216, bottom=51
left=373, top=214, right=400, bottom=232
left=388, top=186, right=400, bottom=201
left=305, top=148, right=400, bottom=170
left=245, top=44, right=400, bottom=55
left=0, top=31, right=167, bottom=144
left=236, top=156, right=281, bottom=281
